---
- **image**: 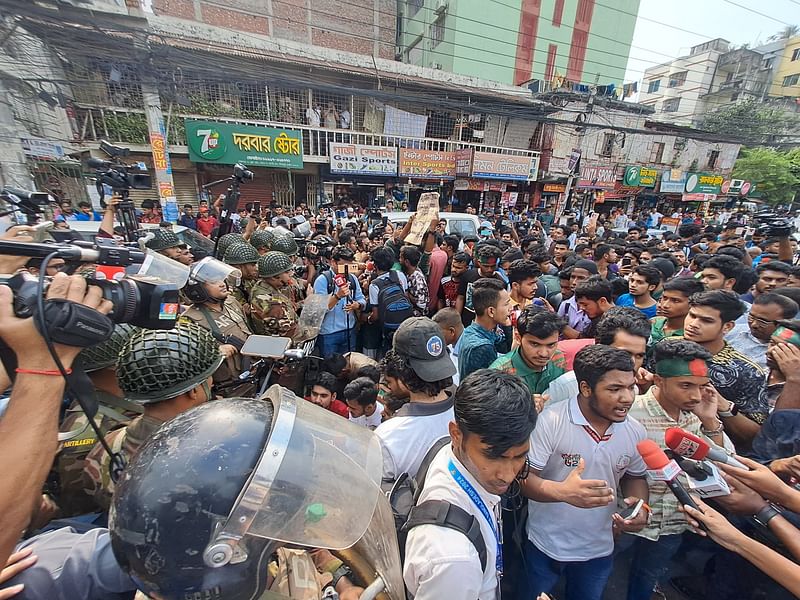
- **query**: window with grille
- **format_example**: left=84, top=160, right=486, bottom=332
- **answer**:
left=599, top=132, right=614, bottom=157
left=662, top=98, right=681, bottom=112
left=668, top=71, right=687, bottom=87
left=783, top=73, right=800, bottom=87
left=430, top=15, right=445, bottom=48
left=408, top=0, right=423, bottom=17
left=792, top=48, right=800, bottom=61
left=647, top=79, right=660, bottom=93
left=651, top=142, right=665, bottom=163
left=708, top=150, right=720, bottom=169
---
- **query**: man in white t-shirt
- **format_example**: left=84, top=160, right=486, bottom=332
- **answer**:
left=520, top=344, right=650, bottom=600
left=404, top=369, right=537, bottom=600
left=342, top=376, right=384, bottom=430
left=375, top=317, right=457, bottom=481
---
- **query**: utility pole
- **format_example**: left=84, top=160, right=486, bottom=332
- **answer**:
left=141, top=79, right=179, bottom=223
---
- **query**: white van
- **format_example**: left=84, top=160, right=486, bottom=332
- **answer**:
left=384, top=211, right=480, bottom=238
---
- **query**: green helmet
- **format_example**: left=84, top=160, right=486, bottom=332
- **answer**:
left=117, top=322, right=223, bottom=404
left=250, top=230, right=275, bottom=251
left=223, top=242, right=260, bottom=265
left=257, top=251, right=294, bottom=278
left=78, top=323, right=140, bottom=372
left=145, top=229, right=184, bottom=251
left=270, top=230, right=298, bottom=256
left=216, top=233, right=245, bottom=259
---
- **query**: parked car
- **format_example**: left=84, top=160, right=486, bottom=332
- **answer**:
left=384, top=211, right=480, bottom=238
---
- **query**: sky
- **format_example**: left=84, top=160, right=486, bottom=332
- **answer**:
left=623, top=0, right=800, bottom=83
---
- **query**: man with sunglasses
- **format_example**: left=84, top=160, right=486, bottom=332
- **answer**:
left=727, top=293, right=798, bottom=370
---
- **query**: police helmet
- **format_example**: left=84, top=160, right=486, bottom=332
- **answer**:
left=223, top=242, right=260, bottom=266
left=270, top=229, right=298, bottom=256
left=116, top=322, right=223, bottom=404
left=78, top=324, right=140, bottom=372
left=249, top=230, right=275, bottom=251
left=216, top=232, right=245, bottom=259
left=145, top=229, right=184, bottom=251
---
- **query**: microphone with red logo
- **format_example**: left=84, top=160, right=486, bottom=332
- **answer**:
left=664, top=428, right=748, bottom=470
left=637, top=439, right=705, bottom=521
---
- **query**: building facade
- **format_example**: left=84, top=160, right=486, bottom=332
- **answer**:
left=770, top=35, right=800, bottom=99
left=397, top=0, right=640, bottom=87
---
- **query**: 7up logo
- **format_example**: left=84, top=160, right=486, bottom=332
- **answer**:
left=188, top=124, right=226, bottom=160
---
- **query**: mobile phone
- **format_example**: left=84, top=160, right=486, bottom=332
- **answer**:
left=621, top=257, right=632, bottom=267
left=617, top=498, right=644, bottom=521
left=252, top=201, right=261, bottom=215
left=382, top=216, right=388, bottom=226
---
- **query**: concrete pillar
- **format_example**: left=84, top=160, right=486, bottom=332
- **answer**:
left=141, top=79, right=178, bottom=222
left=0, top=79, right=33, bottom=189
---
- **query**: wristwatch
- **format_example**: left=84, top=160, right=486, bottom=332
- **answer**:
left=330, top=564, right=353, bottom=588
left=754, top=503, right=782, bottom=528
left=718, top=401, right=739, bottom=418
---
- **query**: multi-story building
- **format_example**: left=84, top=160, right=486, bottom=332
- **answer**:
left=639, top=38, right=730, bottom=126
left=770, top=35, right=800, bottom=99
left=397, top=0, right=640, bottom=87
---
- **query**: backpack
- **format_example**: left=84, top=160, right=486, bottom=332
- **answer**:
left=374, top=270, right=414, bottom=331
left=385, top=436, right=488, bottom=574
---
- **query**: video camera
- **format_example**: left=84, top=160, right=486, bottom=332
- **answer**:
left=0, top=187, right=52, bottom=224
left=0, top=237, right=188, bottom=333
left=754, top=210, right=794, bottom=238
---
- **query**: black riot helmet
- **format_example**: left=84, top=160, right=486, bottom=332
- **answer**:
left=110, top=386, right=399, bottom=600
left=183, top=256, right=242, bottom=305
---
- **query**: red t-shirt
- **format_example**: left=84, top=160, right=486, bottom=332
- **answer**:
left=557, top=339, right=595, bottom=370
left=305, top=396, right=349, bottom=418
left=196, top=215, right=218, bottom=237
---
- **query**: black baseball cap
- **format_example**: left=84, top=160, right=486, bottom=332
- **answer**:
left=392, top=317, right=457, bottom=382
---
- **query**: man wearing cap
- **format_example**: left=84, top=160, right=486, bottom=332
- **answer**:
left=376, top=317, right=457, bottom=481
left=624, top=339, right=730, bottom=600
left=145, top=229, right=193, bottom=266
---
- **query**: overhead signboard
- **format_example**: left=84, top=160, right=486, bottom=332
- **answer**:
left=329, top=143, right=397, bottom=176
left=685, top=172, right=723, bottom=195
left=455, top=148, right=473, bottom=176
left=398, top=149, right=456, bottom=179
left=471, top=152, right=539, bottom=181
left=660, top=169, right=687, bottom=193
left=578, top=163, right=617, bottom=189
left=185, top=120, right=303, bottom=169
left=623, top=166, right=657, bottom=188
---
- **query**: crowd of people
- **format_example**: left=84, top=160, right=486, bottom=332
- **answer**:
left=0, top=195, right=799, bottom=600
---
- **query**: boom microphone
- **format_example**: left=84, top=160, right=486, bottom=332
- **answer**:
left=637, top=439, right=704, bottom=521
left=665, top=428, right=748, bottom=470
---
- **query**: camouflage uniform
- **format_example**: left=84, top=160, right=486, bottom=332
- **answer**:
left=56, top=392, right=142, bottom=516
left=182, top=295, right=255, bottom=396
left=82, top=414, right=165, bottom=511
left=250, top=280, right=298, bottom=339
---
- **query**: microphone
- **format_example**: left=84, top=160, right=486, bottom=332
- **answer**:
left=637, top=439, right=704, bottom=519
left=665, top=428, right=748, bottom=470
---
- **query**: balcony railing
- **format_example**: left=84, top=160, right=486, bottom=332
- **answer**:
left=72, top=106, right=539, bottom=160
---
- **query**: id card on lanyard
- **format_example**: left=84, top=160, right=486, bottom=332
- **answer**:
left=448, top=459, right=503, bottom=585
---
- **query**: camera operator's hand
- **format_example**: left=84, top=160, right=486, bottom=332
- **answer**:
left=0, top=272, right=113, bottom=370
left=770, top=455, right=800, bottom=481
left=0, top=227, right=35, bottom=273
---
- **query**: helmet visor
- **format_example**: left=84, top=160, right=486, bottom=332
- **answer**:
left=190, top=256, right=242, bottom=287
left=209, top=385, right=382, bottom=551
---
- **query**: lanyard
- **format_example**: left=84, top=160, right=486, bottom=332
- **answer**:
left=448, top=459, right=503, bottom=579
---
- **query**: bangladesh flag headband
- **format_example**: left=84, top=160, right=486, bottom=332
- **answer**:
left=773, top=326, right=800, bottom=349
left=654, top=357, right=709, bottom=378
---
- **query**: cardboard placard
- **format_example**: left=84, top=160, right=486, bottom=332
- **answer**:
left=406, top=192, right=439, bottom=245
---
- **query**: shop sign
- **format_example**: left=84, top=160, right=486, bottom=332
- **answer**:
left=660, top=217, right=681, bottom=233
left=623, top=166, right=657, bottom=188
left=398, top=148, right=456, bottom=178
left=660, top=169, right=687, bottom=193
left=186, top=119, right=303, bottom=169
left=685, top=172, right=723, bottom=195
left=329, top=143, right=397, bottom=176
left=577, top=163, right=616, bottom=189
left=455, top=148, right=473, bottom=176
left=682, top=193, right=717, bottom=202
left=20, top=137, right=64, bottom=160
left=149, top=132, right=172, bottom=174
left=543, top=183, right=566, bottom=193
left=471, top=152, right=539, bottom=181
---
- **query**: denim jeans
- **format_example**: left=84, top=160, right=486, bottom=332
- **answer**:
left=525, top=540, right=614, bottom=600
left=316, top=329, right=356, bottom=358
left=620, top=533, right=684, bottom=600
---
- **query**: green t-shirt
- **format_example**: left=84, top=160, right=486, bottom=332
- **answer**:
left=490, top=347, right=566, bottom=395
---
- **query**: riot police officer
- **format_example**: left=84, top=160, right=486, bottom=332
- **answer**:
left=271, top=227, right=312, bottom=304
left=215, top=231, right=246, bottom=259
left=144, top=229, right=193, bottom=265
left=223, top=241, right=260, bottom=311
left=182, top=257, right=254, bottom=396
left=250, top=251, right=299, bottom=339
left=56, top=324, right=143, bottom=516
left=250, top=229, right=275, bottom=256
left=82, top=321, right=223, bottom=510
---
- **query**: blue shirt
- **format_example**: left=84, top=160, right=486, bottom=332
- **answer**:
left=314, top=271, right=366, bottom=335
left=178, top=215, right=197, bottom=230
left=615, top=293, right=658, bottom=318
left=458, top=322, right=503, bottom=381
left=74, top=211, right=102, bottom=221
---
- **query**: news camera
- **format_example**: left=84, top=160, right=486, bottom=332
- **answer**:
left=754, top=210, right=794, bottom=238
left=0, top=187, right=52, bottom=224
left=0, top=237, right=188, bottom=336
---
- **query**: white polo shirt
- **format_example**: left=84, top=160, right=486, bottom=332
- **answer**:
left=527, top=396, right=647, bottom=562
left=375, top=396, right=454, bottom=481
left=349, top=401, right=384, bottom=430
left=404, top=445, right=500, bottom=600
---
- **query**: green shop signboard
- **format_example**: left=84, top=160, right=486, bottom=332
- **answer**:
left=685, top=172, right=723, bottom=194
left=185, top=120, right=303, bottom=169
left=623, top=166, right=657, bottom=188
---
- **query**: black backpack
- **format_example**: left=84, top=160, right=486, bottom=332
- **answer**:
left=373, top=270, right=414, bottom=330
left=385, top=436, right=488, bottom=574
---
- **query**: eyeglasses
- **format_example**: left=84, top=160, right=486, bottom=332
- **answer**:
left=748, top=314, right=779, bottom=327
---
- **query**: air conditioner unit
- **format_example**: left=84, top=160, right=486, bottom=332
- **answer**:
left=434, top=0, right=448, bottom=13
left=430, top=62, right=443, bottom=70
